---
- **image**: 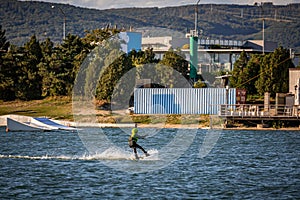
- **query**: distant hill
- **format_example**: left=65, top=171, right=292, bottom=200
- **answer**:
left=1, top=0, right=300, bottom=51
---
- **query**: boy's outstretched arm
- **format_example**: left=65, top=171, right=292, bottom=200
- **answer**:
left=136, top=133, right=148, bottom=139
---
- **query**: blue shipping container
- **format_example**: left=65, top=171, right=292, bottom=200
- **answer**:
left=134, top=88, right=236, bottom=114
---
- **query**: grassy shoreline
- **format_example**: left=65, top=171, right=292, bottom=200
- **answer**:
left=0, top=97, right=210, bottom=126
left=1, top=98, right=299, bottom=130
left=0, top=97, right=74, bottom=121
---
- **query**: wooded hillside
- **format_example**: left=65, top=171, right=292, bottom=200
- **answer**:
left=1, top=0, right=300, bottom=51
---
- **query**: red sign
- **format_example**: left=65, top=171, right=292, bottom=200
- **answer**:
left=236, top=89, right=247, bottom=104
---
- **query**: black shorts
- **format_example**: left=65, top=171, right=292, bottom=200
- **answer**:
left=129, top=140, right=137, bottom=148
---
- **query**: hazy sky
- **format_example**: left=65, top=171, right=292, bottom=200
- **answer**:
left=22, top=0, right=300, bottom=10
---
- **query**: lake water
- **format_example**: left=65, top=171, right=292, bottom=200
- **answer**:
left=0, top=126, right=299, bottom=199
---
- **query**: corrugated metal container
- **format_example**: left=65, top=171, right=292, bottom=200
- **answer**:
left=134, top=88, right=236, bottom=114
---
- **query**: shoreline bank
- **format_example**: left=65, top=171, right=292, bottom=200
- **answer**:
left=1, top=114, right=299, bottom=131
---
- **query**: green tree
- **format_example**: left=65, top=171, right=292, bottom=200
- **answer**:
left=230, top=52, right=261, bottom=95
left=229, top=51, right=249, bottom=89
left=38, top=38, right=54, bottom=97
left=82, top=28, right=121, bottom=53
left=96, top=53, right=133, bottom=101
left=255, top=47, right=294, bottom=97
left=74, top=28, right=125, bottom=101
left=244, top=55, right=261, bottom=95
left=256, top=54, right=272, bottom=96
left=0, top=25, right=9, bottom=60
left=47, top=33, right=85, bottom=96
left=14, top=35, right=43, bottom=100
left=193, top=80, right=207, bottom=88
left=270, top=47, right=293, bottom=94
left=159, top=48, right=188, bottom=77
left=95, top=47, right=159, bottom=101
left=130, top=48, right=159, bottom=67
left=0, top=25, right=12, bottom=100
left=156, top=48, right=188, bottom=88
left=132, top=48, right=159, bottom=86
left=0, top=45, right=19, bottom=100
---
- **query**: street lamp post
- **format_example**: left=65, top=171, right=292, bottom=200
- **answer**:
left=52, top=5, right=66, bottom=41
left=189, top=0, right=201, bottom=83
left=215, top=73, right=232, bottom=108
left=256, top=2, right=265, bottom=55
left=194, top=0, right=201, bottom=33
left=262, top=7, right=265, bottom=55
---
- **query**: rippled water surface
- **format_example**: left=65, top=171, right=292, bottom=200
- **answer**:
left=0, top=127, right=299, bottom=199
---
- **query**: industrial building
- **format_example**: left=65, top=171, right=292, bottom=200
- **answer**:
left=119, top=32, right=300, bottom=124
left=142, top=36, right=278, bottom=73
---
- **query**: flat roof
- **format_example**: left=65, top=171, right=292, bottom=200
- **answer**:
left=151, top=48, right=265, bottom=54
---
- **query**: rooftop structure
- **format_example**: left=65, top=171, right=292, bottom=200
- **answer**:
left=142, top=36, right=278, bottom=73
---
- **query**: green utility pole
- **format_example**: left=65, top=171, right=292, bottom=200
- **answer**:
left=189, top=35, right=198, bottom=81
left=189, top=0, right=200, bottom=83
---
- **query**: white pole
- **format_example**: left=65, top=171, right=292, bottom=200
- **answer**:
left=52, top=5, right=66, bottom=41
left=262, top=18, right=265, bottom=55
left=63, top=15, right=66, bottom=40
left=195, top=0, right=201, bottom=34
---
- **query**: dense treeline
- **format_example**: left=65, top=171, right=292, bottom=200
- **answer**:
left=229, top=48, right=295, bottom=98
left=1, top=0, right=300, bottom=51
left=0, top=23, right=297, bottom=102
left=0, top=25, right=119, bottom=100
left=0, top=22, right=294, bottom=101
left=0, top=26, right=189, bottom=101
